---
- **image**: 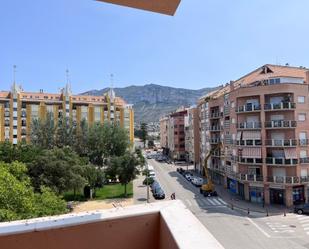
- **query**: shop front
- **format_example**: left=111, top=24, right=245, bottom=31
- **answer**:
left=270, top=187, right=285, bottom=205
left=238, top=182, right=245, bottom=200
left=293, top=185, right=305, bottom=205
left=249, top=186, right=264, bottom=203
left=227, top=178, right=237, bottom=194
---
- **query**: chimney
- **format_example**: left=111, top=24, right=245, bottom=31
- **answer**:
left=230, top=81, right=235, bottom=91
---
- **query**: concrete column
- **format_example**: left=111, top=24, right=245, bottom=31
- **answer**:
left=264, top=184, right=270, bottom=205
left=244, top=183, right=250, bottom=201
left=285, top=186, right=293, bottom=207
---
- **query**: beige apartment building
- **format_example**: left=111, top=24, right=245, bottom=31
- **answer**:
left=0, top=83, right=134, bottom=145
left=198, top=64, right=309, bottom=207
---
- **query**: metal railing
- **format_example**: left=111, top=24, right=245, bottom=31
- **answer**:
left=236, top=140, right=262, bottom=146
left=209, top=125, right=222, bottom=131
left=265, top=157, right=298, bottom=165
left=264, top=120, right=297, bottom=128
left=237, top=122, right=262, bottom=129
left=210, top=112, right=221, bottom=118
left=265, top=139, right=297, bottom=147
left=266, top=176, right=309, bottom=184
left=210, top=138, right=221, bottom=144
left=299, top=139, right=309, bottom=146
left=300, top=157, right=309, bottom=164
left=238, top=157, right=263, bottom=164
left=236, top=104, right=261, bottom=113
left=264, top=102, right=296, bottom=111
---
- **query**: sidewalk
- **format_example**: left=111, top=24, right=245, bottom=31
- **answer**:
left=215, top=184, right=292, bottom=215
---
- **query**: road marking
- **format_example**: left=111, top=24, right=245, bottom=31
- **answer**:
left=218, top=198, right=227, bottom=205
left=207, top=199, right=216, bottom=205
left=303, top=227, right=309, bottom=230
left=185, top=199, right=192, bottom=207
left=246, top=217, right=271, bottom=238
left=297, top=216, right=309, bottom=220
left=302, top=223, right=309, bottom=227
left=212, top=199, right=222, bottom=205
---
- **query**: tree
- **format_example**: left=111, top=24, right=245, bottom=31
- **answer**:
left=0, top=161, right=67, bottom=222
left=140, top=123, right=148, bottom=148
left=27, top=147, right=87, bottom=194
left=83, top=164, right=105, bottom=198
left=148, top=140, right=154, bottom=148
left=30, top=112, right=56, bottom=149
left=55, top=116, right=74, bottom=148
left=109, top=152, right=140, bottom=197
left=72, top=119, right=89, bottom=157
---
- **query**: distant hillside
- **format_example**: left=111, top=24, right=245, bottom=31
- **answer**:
left=82, top=84, right=217, bottom=123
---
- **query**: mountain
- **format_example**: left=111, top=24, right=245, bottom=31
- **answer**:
left=82, top=84, right=217, bottom=123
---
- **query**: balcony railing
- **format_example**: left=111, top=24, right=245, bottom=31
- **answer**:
left=236, top=104, right=261, bottom=113
left=299, top=139, right=309, bottom=146
left=265, top=157, right=298, bottom=165
left=238, top=157, right=263, bottom=164
left=239, top=174, right=264, bottom=182
left=210, top=112, right=221, bottom=119
left=237, top=122, right=261, bottom=129
left=210, top=138, right=221, bottom=144
left=300, top=157, right=309, bottom=164
left=265, top=139, right=297, bottom=147
left=209, top=126, right=222, bottom=131
left=264, top=102, right=296, bottom=111
left=224, top=106, right=230, bottom=115
left=237, top=140, right=262, bottom=146
left=266, top=176, right=309, bottom=184
left=264, top=120, right=297, bottom=129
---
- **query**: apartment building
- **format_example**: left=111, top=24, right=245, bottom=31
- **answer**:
left=184, top=106, right=200, bottom=168
left=160, top=107, right=187, bottom=160
left=198, top=64, right=309, bottom=207
left=0, top=83, right=134, bottom=145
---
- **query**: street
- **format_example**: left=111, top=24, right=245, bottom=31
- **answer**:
left=134, top=159, right=309, bottom=249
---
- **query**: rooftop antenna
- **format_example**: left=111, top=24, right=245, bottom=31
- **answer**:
left=13, top=65, right=17, bottom=84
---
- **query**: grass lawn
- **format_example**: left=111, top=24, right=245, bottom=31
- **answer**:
left=63, top=182, right=133, bottom=201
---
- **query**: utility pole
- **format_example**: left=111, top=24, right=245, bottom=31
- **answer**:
left=146, top=162, right=150, bottom=203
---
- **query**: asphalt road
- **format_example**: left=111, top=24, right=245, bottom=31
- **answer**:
left=134, top=159, right=309, bottom=249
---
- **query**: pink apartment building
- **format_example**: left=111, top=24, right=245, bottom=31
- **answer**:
left=198, top=64, right=309, bottom=207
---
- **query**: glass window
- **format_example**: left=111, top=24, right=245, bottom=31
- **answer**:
left=298, top=96, right=305, bottom=103
left=299, top=114, right=306, bottom=122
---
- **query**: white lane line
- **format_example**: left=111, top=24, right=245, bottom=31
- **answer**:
left=303, top=227, right=309, bottom=230
left=218, top=198, right=227, bottom=205
left=300, top=220, right=309, bottom=223
left=207, top=198, right=216, bottom=205
left=307, top=231, right=309, bottom=235
left=246, top=217, right=271, bottom=238
left=297, top=216, right=309, bottom=220
left=302, top=223, right=309, bottom=227
left=212, top=199, right=222, bottom=205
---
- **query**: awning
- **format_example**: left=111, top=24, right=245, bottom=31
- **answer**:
left=284, top=148, right=297, bottom=159
left=241, top=148, right=262, bottom=158
left=236, top=131, right=242, bottom=141
left=242, top=131, right=261, bottom=140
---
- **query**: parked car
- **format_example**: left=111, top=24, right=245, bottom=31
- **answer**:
left=151, top=181, right=160, bottom=191
left=152, top=184, right=162, bottom=195
left=185, top=172, right=193, bottom=181
left=149, top=171, right=156, bottom=178
left=153, top=188, right=165, bottom=199
left=294, top=203, right=309, bottom=214
left=191, top=177, right=204, bottom=187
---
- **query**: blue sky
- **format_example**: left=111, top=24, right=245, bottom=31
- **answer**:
left=1, top=0, right=309, bottom=94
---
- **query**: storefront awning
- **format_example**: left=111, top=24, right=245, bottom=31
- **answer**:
left=241, top=148, right=262, bottom=159
left=236, top=131, right=242, bottom=141
left=242, top=131, right=261, bottom=140
left=284, top=148, right=297, bottom=159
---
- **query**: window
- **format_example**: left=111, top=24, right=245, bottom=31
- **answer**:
left=231, top=101, right=235, bottom=108
left=298, top=96, right=305, bottom=103
left=298, top=114, right=306, bottom=122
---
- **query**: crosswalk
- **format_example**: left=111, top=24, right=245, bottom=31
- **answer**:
left=182, top=197, right=227, bottom=208
left=296, top=215, right=309, bottom=235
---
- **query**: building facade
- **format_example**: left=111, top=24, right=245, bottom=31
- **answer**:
left=198, top=64, right=309, bottom=207
left=0, top=83, right=134, bottom=145
left=184, top=106, right=200, bottom=168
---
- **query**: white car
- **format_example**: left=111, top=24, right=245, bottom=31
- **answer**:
left=191, top=177, right=204, bottom=187
left=149, top=171, right=156, bottom=178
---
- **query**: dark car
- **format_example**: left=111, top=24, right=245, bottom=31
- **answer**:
left=153, top=188, right=165, bottom=199
left=151, top=181, right=160, bottom=192
left=294, top=203, right=309, bottom=214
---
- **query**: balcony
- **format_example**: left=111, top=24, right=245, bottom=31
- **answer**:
left=266, top=176, right=309, bottom=184
left=264, top=120, right=297, bottom=129
left=209, top=125, right=222, bottom=132
left=265, top=157, right=298, bottom=165
left=265, top=139, right=297, bottom=147
left=239, top=174, right=263, bottom=182
left=210, top=112, right=221, bottom=119
left=264, top=102, right=296, bottom=111
left=237, top=122, right=261, bottom=129
left=236, top=104, right=261, bottom=113
left=210, top=138, right=221, bottom=144
left=299, top=139, right=309, bottom=146
left=300, top=157, right=309, bottom=164
left=238, top=157, right=263, bottom=164
left=224, top=106, right=230, bottom=116
left=237, top=140, right=262, bottom=146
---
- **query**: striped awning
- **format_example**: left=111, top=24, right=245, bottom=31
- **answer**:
left=242, top=131, right=261, bottom=140
left=284, top=148, right=297, bottom=159
left=236, top=131, right=242, bottom=141
left=241, top=148, right=262, bottom=158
